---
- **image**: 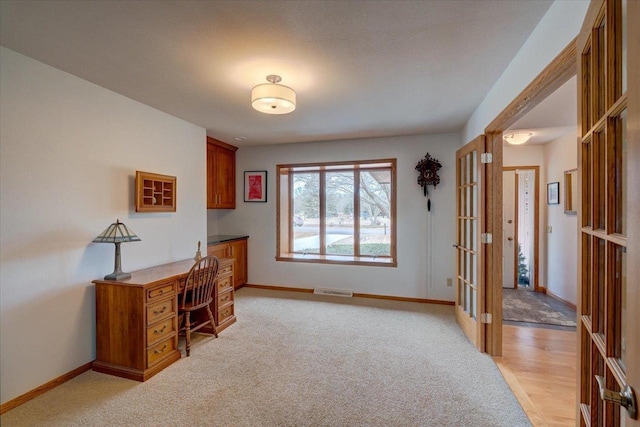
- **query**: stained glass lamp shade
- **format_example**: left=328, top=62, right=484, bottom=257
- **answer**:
left=93, top=219, right=141, bottom=280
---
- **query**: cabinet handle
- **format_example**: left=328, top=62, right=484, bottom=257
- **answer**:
left=154, top=344, right=168, bottom=354
left=153, top=325, right=167, bottom=335
left=153, top=306, right=167, bottom=315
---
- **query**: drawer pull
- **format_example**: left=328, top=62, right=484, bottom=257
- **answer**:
left=153, top=306, right=167, bottom=316
left=222, top=309, right=230, bottom=316
left=154, top=344, right=168, bottom=354
left=153, top=325, right=167, bottom=335
left=221, top=295, right=229, bottom=302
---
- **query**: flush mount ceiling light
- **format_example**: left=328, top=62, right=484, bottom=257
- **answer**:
left=251, top=75, right=296, bottom=115
left=503, top=132, right=533, bottom=145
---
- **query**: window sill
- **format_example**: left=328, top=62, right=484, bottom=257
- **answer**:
left=276, top=253, right=397, bottom=267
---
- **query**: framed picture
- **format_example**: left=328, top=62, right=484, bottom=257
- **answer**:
left=547, top=182, right=560, bottom=205
left=244, top=171, right=267, bottom=202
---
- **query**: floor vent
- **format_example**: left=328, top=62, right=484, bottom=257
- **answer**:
left=313, top=288, right=353, bottom=297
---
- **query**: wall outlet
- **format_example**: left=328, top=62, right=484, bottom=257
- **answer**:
left=447, top=278, right=453, bottom=287
left=547, top=226, right=552, bottom=233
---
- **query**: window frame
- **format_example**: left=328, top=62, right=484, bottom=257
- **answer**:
left=276, top=158, right=397, bottom=267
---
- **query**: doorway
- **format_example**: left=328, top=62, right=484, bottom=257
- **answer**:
left=502, top=167, right=539, bottom=291
left=480, top=38, right=579, bottom=424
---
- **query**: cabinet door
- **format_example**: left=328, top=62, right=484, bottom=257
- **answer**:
left=206, top=138, right=237, bottom=209
left=207, top=243, right=229, bottom=260
left=215, top=146, right=235, bottom=209
left=229, top=239, right=247, bottom=288
left=206, top=143, right=216, bottom=208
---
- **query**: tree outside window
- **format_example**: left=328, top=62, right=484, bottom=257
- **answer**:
left=277, top=159, right=396, bottom=267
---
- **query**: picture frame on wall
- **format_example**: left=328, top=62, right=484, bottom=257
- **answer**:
left=547, top=181, right=560, bottom=205
left=244, top=170, right=267, bottom=202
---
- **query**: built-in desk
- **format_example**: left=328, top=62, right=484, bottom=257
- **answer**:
left=207, top=235, right=248, bottom=289
left=93, top=257, right=235, bottom=381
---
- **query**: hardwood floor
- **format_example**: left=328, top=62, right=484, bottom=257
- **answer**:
left=494, top=324, right=577, bottom=427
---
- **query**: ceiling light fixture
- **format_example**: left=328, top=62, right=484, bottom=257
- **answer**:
left=503, top=132, right=533, bottom=145
left=251, top=75, right=296, bottom=115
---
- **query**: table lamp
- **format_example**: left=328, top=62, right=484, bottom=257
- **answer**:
left=93, top=219, right=141, bottom=280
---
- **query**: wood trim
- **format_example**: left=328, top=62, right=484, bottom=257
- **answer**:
left=277, top=158, right=397, bottom=264
left=275, top=254, right=396, bottom=267
left=352, top=292, right=453, bottom=306
left=494, top=357, right=546, bottom=426
left=545, top=288, right=578, bottom=310
left=478, top=135, right=488, bottom=353
left=514, top=170, right=519, bottom=288
left=243, top=284, right=454, bottom=305
left=486, top=38, right=577, bottom=133
left=206, top=136, right=238, bottom=152
left=485, top=133, right=503, bottom=356
left=503, top=166, right=541, bottom=292
left=276, top=158, right=396, bottom=170
left=626, top=1, right=640, bottom=426
left=503, top=167, right=521, bottom=289
left=0, top=362, right=92, bottom=414
left=244, top=284, right=314, bottom=293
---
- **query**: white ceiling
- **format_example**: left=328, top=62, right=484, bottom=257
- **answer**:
left=0, top=0, right=554, bottom=147
left=505, top=75, right=577, bottom=145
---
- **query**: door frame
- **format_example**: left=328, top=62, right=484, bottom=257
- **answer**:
left=503, top=166, right=540, bottom=291
left=482, top=39, right=577, bottom=356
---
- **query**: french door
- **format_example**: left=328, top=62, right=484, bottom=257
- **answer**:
left=455, top=135, right=485, bottom=351
left=577, top=0, right=639, bottom=425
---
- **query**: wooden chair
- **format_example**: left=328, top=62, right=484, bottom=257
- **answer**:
left=178, top=255, right=219, bottom=356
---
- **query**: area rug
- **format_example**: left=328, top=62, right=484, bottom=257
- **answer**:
left=503, top=288, right=576, bottom=327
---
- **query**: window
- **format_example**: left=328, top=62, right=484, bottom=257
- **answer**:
left=277, top=159, right=396, bottom=266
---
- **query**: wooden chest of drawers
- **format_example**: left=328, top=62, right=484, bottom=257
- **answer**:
left=93, top=257, right=235, bottom=381
left=216, top=258, right=235, bottom=331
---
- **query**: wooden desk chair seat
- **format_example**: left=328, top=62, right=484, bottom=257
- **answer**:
left=178, top=256, right=219, bottom=356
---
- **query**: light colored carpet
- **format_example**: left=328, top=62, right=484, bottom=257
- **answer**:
left=502, top=288, right=576, bottom=327
left=1, top=288, right=531, bottom=426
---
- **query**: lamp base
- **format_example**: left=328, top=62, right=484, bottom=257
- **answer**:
left=104, top=241, right=131, bottom=281
left=104, top=271, right=132, bottom=281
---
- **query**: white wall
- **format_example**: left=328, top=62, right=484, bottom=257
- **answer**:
left=209, top=134, right=460, bottom=301
left=0, top=47, right=207, bottom=404
left=463, top=0, right=589, bottom=142
left=543, top=130, right=578, bottom=304
left=503, top=145, right=547, bottom=289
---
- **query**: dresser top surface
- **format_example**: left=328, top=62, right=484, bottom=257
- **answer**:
left=93, top=258, right=232, bottom=287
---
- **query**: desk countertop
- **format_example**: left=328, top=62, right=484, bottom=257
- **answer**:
left=207, top=234, right=249, bottom=245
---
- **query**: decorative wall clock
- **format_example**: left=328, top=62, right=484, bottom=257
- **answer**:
left=415, top=153, right=442, bottom=212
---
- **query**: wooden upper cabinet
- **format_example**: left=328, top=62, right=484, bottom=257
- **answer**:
left=206, top=137, right=238, bottom=209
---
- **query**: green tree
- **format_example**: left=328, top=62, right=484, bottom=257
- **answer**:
left=518, top=244, right=529, bottom=285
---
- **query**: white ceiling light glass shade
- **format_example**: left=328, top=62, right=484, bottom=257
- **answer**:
left=503, top=132, right=533, bottom=145
left=251, top=75, right=296, bottom=115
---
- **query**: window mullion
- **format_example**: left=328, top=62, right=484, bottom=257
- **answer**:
left=319, top=170, right=326, bottom=255
left=354, top=170, right=361, bottom=257
left=288, top=170, right=294, bottom=253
